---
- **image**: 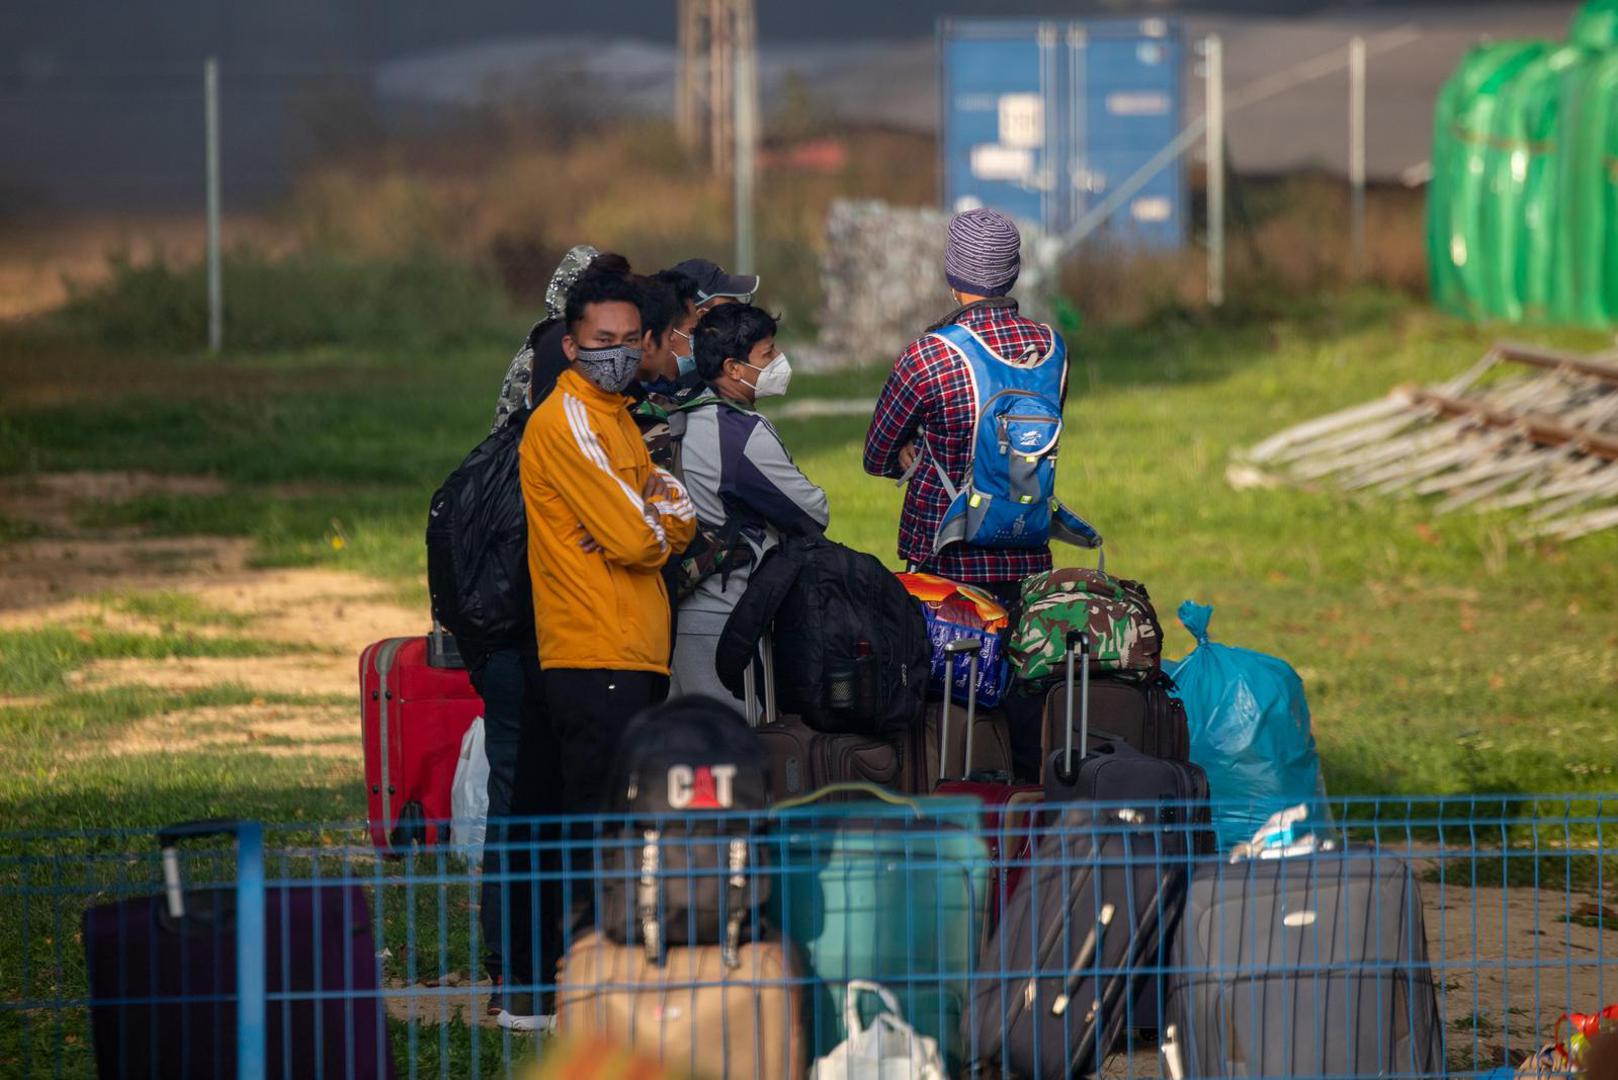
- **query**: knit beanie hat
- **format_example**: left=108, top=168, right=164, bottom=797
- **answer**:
left=943, top=208, right=1021, bottom=297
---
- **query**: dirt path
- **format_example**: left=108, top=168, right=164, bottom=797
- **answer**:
left=0, top=471, right=423, bottom=757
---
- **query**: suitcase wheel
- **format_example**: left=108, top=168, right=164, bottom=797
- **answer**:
left=391, top=801, right=428, bottom=850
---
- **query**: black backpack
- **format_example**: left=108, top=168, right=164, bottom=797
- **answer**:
left=714, top=534, right=930, bottom=736
left=596, top=696, right=771, bottom=963
left=425, top=409, right=533, bottom=666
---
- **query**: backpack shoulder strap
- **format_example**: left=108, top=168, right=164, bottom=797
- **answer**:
left=713, top=541, right=805, bottom=699
left=913, top=324, right=988, bottom=500
left=927, top=321, right=986, bottom=355
left=672, top=393, right=750, bottom=417
left=662, top=393, right=727, bottom=482
left=525, top=316, right=561, bottom=352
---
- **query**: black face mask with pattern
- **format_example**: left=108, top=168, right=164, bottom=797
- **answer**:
left=574, top=343, right=642, bottom=394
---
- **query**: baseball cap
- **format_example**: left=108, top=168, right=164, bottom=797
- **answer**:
left=672, top=258, right=759, bottom=304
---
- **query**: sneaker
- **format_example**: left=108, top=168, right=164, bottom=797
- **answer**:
left=495, top=991, right=556, bottom=1034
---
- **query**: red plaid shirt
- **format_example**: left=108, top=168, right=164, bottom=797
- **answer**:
left=863, top=300, right=1064, bottom=585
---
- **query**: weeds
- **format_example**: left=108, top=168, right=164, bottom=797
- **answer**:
left=49, top=247, right=515, bottom=353
left=1455, top=1011, right=1503, bottom=1038
left=104, top=591, right=252, bottom=631
left=0, top=626, right=296, bottom=697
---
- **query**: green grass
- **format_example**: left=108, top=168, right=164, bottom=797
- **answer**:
left=781, top=292, right=1618, bottom=800
left=3, top=287, right=1615, bottom=802
left=0, top=513, right=42, bottom=543
left=103, top=590, right=252, bottom=630
left=0, top=626, right=298, bottom=697
left=3, top=286, right=1617, bottom=1074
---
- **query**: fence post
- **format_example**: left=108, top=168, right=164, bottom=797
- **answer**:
left=1205, top=35, right=1224, bottom=308
left=204, top=56, right=223, bottom=354
left=235, top=821, right=265, bottom=1080
left=1349, top=34, right=1367, bottom=277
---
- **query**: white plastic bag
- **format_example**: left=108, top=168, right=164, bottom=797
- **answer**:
left=809, top=980, right=947, bottom=1080
left=449, top=717, right=489, bottom=869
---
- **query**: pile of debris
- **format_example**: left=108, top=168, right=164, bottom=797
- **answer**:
left=815, top=199, right=1060, bottom=370
left=1232, top=342, right=1618, bottom=540
left=817, top=200, right=954, bottom=367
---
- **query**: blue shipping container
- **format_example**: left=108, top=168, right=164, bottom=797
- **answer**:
left=939, top=17, right=1186, bottom=248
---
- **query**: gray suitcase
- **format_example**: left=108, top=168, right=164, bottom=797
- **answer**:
left=1162, top=847, right=1444, bottom=1079
left=967, top=804, right=1183, bottom=1079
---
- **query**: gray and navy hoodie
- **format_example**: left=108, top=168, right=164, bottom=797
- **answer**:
left=676, top=391, right=830, bottom=618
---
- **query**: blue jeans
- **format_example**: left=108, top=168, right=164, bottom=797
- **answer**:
left=469, top=646, right=562, bottom=999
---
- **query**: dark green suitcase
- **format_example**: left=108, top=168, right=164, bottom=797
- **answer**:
left=768, top=783, right=990, bottom=1074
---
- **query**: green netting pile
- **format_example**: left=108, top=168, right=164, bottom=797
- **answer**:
left=1428, top=0, right=1618, bottom=325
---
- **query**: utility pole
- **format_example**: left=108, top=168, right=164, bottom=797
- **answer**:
left=205, top=56, right=223, bottom=353
left=676, top=0, right=701, bottom=149
left=732, top=0, right=757, bottom=274
left=1349, top=34, right=1367, bottom=277
left=1205, top=35, right=1225, bottom=308
left=675, top=0, right=758, bottom=270
left=676, top=0, right=756, bottom=180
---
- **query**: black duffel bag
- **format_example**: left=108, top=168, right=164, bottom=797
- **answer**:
left=715, top=533, right=929, bottom=737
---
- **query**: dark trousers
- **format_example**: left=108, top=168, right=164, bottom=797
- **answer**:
left=543, top=668, right=670, bottom=812
left=542, top=668, right=670, bottom=913
left=468, top=647, right=562, bottom=997
left=982, top=580, right=1045, bottom=783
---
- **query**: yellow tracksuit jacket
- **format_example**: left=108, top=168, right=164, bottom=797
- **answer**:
left=520, top=368, right=696, bottom=674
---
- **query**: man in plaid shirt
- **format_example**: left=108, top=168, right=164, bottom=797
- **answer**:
left=863, top=209, right=1065, bottom=589
left=863, top=207, right=1065, bottom=779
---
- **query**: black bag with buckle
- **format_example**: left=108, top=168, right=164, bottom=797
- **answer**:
left=714, top=534, right=929, bottom=737
left=595, top=696, right=772, bottom=960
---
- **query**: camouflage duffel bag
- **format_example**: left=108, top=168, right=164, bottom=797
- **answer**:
left=1008, top=567, right=1163, bottom=683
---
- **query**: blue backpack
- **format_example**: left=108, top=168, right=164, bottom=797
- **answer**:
left=919, top=322, right=1101, bottom=555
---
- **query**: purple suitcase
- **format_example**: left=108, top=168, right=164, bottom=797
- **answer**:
left=83, top=823, right=394, bottom=1080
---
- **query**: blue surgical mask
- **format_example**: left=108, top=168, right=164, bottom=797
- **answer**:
left=676, top=351, right=696, bottom=378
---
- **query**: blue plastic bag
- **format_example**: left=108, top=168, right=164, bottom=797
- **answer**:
left=1164, top=601, right=1330, bottom=852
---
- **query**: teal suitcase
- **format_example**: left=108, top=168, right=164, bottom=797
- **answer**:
left=768, top=783, right=990, bottom=1073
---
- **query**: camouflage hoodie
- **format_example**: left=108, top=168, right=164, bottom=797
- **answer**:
left=490, top=244, right=599, bottom=434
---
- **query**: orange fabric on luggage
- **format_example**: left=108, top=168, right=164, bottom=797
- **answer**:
left=896, top=571, right=1010, bottom=631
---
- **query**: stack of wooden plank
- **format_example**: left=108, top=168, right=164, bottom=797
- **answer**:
left=1233, top=342, right=1618, bottom=540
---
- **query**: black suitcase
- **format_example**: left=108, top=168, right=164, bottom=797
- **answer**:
left=1042, top=631, right=1215, bottom=1038
left=1043, top=631, right=1214, bottom=853
left=83, top=821, right=394, bottom=1080
left=1041, top=670, right=1188, bottom=769
left=966, top=805, right=1183, bottom=1078
left=1162, top=846, right=1445, bottom=1079
left=744, top=640, right=910, bottom=801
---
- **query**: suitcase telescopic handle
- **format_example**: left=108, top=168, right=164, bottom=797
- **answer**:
left=1060, top=631, right=1089, bottom=781
left=742, top=631, right=777, bottom=727
left=941, top=637, right=981, bottom=783
left=157, top=819, right=254, bottom=919
left=1161, top=1024, right=1185, bottom=1080
left=154, top=819, right=267, bottom=1077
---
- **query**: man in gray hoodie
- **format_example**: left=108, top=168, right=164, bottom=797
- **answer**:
left=667, top=303, right=828, bottom=712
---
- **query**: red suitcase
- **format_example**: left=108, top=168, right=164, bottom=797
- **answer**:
left=931, top=639, right=1042, bottom=936
left=359, top=633, right=482, bottom=853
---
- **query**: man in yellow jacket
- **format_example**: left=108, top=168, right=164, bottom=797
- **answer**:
left=520, top=269, right=697, bottom=820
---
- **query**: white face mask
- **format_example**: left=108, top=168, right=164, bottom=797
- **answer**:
left=743, top=352, right=792, bottom=398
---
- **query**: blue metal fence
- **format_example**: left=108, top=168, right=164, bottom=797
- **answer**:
left=3, top=795, right=1614, bottom=1078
